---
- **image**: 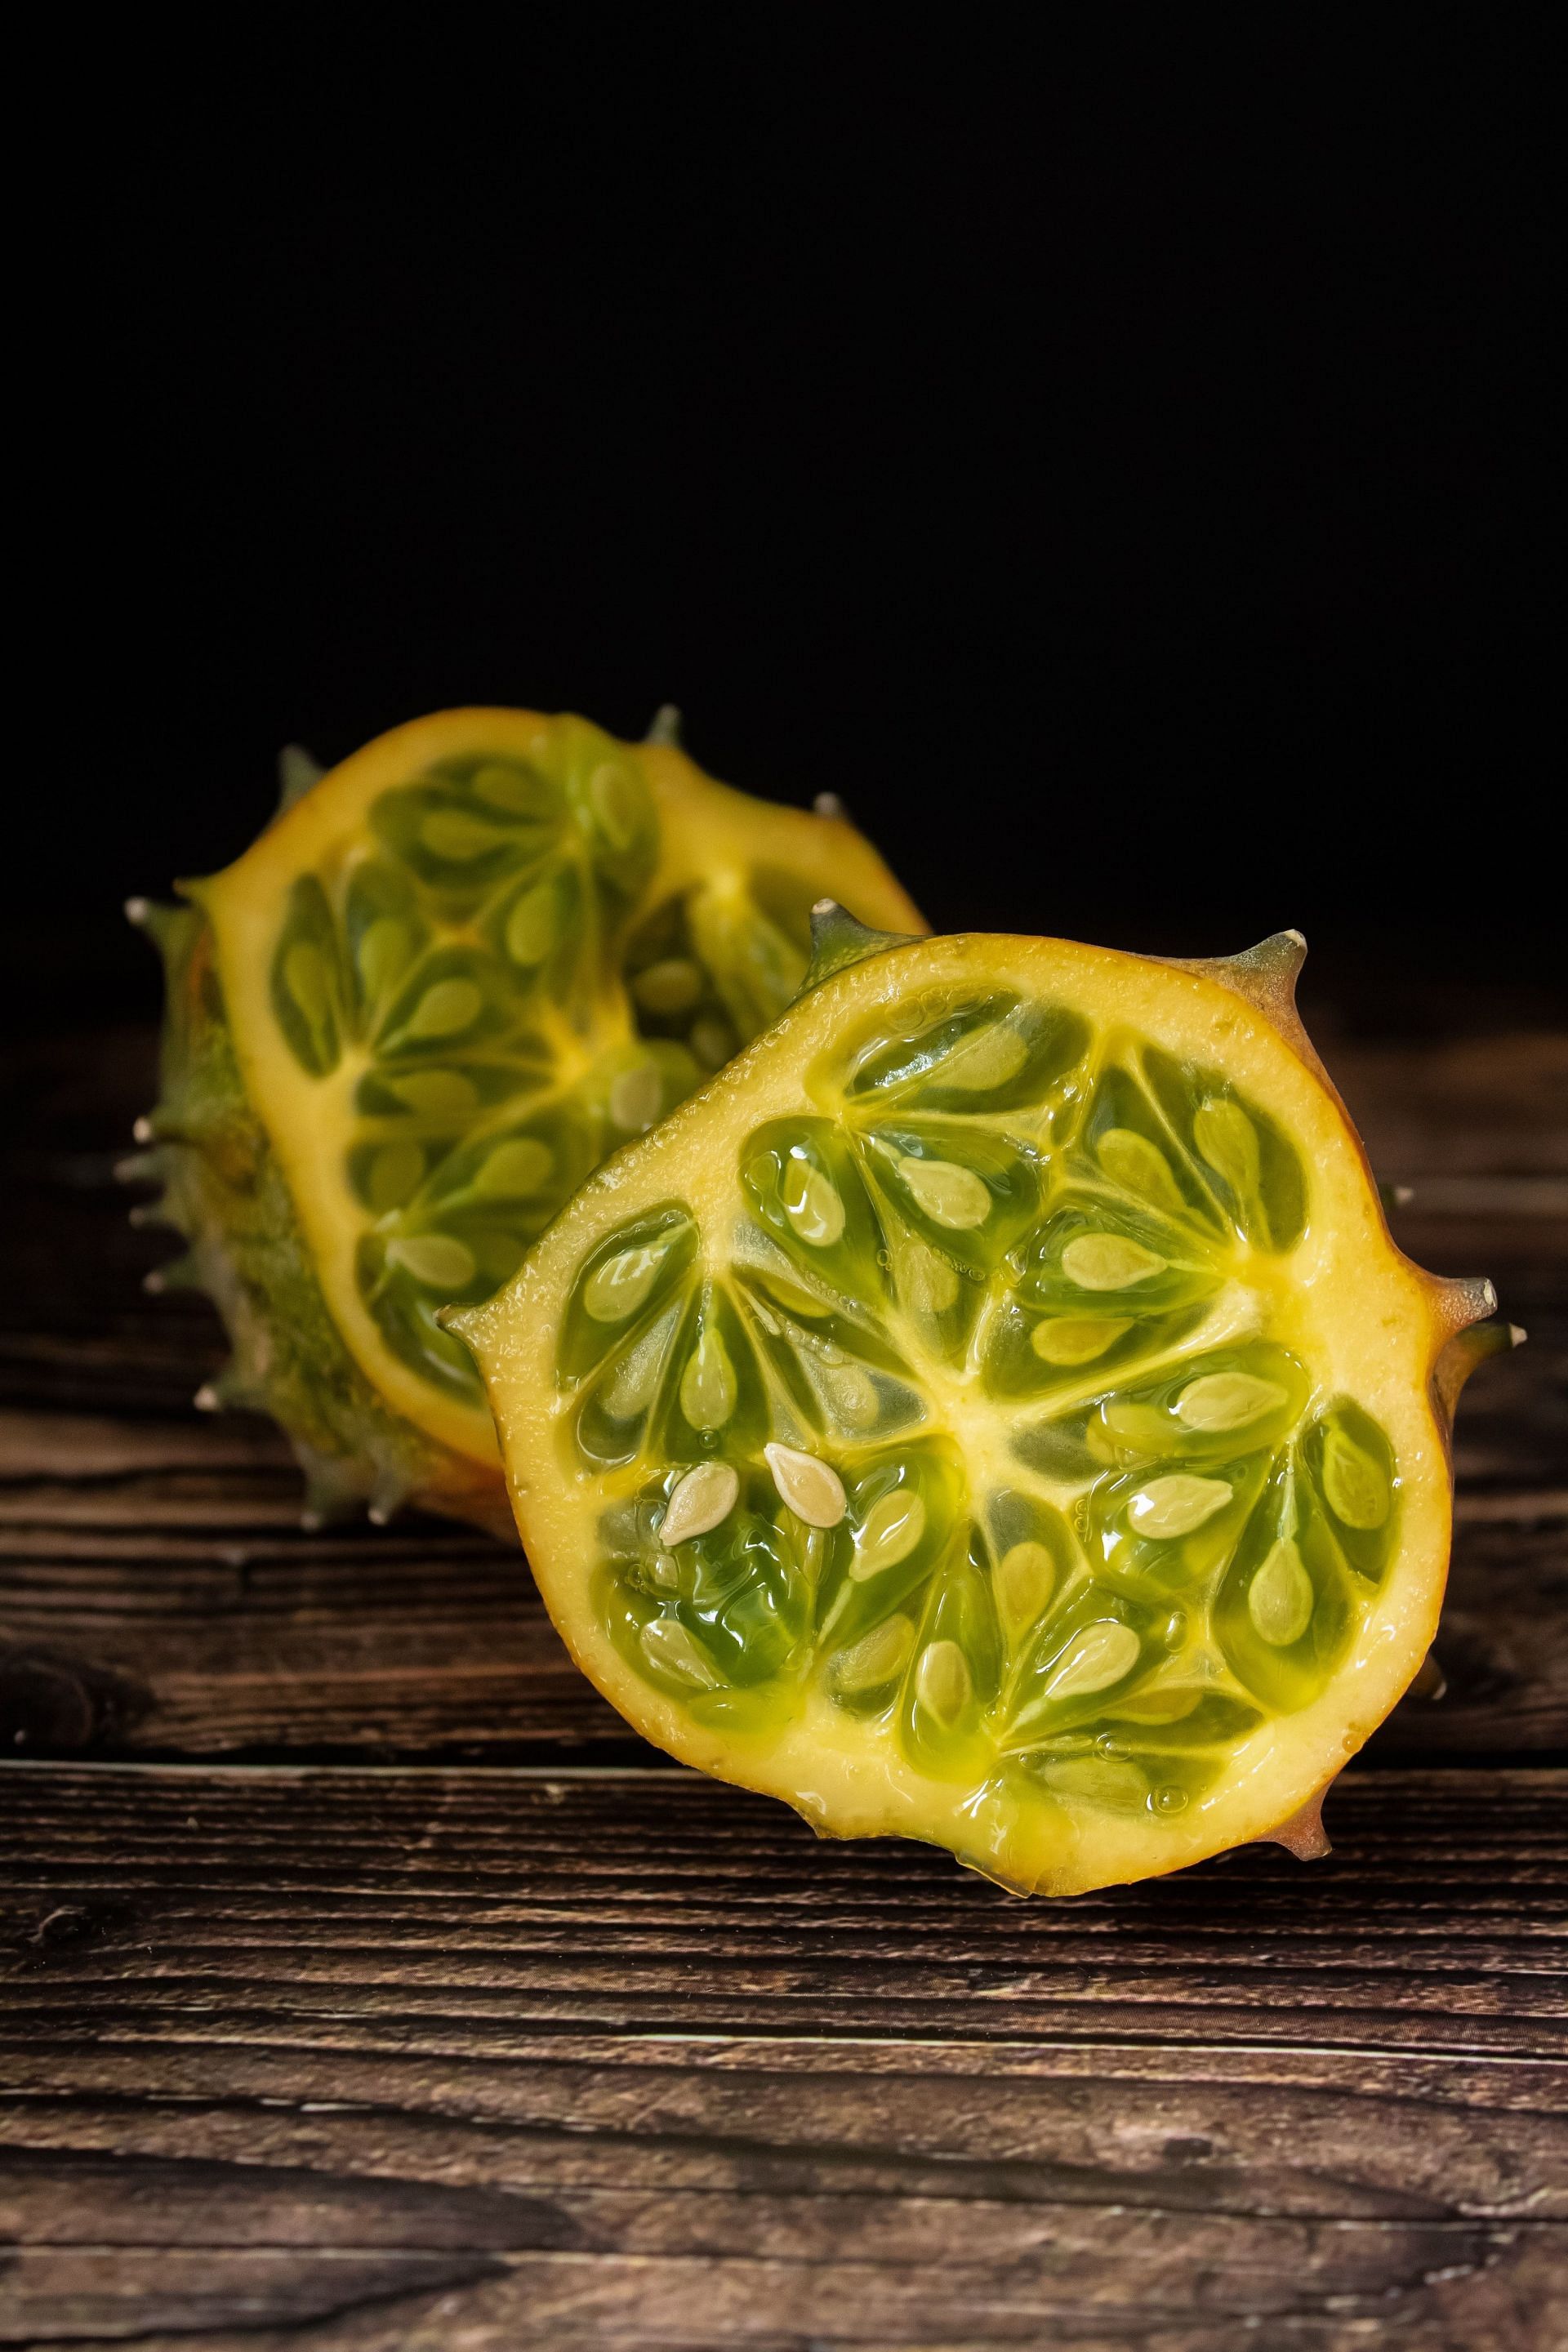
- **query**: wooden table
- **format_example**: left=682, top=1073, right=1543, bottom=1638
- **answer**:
left=2, top=1022, right=1564, bottom=2351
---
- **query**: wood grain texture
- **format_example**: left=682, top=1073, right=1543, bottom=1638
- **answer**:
left=2, top=1763, right=1566, bottom=2349
left=0, top=1410, right=1561, bottom=1764
left=3, top=1024, right=1565, bottom=1420
left=1, top=1019, right=1565, bottom=2349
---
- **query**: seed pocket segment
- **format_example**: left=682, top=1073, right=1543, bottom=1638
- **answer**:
left=459, top=924, right=1506, bottom=1895
left=131, top=710, right=921, bottom=1531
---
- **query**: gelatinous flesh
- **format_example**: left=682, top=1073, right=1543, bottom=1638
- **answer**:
left=463, top=932, right=1461, bottom=1894
left=269, top=732, right=728, bottom=1401
left=566, top=991, right=1395, bottom=1814
left=201, top=712, right=922, bottom=1470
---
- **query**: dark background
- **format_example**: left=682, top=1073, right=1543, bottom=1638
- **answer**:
left=33, top=23, right=1560, bottom=1036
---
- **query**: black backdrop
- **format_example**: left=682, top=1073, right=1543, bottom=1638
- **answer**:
left=35, top=24, right=1559, bottom=1034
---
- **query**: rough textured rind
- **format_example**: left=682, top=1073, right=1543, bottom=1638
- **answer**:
left=131, top=715, right=923, bottom=1533
left=127, top=898, right=515, bottom=1537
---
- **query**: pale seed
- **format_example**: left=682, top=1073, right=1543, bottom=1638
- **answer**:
left=893, top=1236, right=960, bottom=1316
left=283, top=940, right=332, bottom=1028
left=1193, top=1097, right=1261, bottom=1200
left=764, top=1441, right=847, bottom=1528
left=1320, top=1425, right=1390, bottom=1529
left=406, top=978, right=483, bottom=1040
left=600, top=1307, right=678, bottom=1419
left=385, top=1232, right=477, bottom=1290
left=1043, top=1619, right=1141, bottom=1700
left=1127, top=1473, right=1232, bottom=1539
left=781, top=1159, right=845, bottom=1247
left=898, top=1155, right=991, bottom=1230
left=658, top=1460, right=740, bottom=1546
left=995, top=1539, right=1056, bottom=1637
left=1031, top=1316, right=1132, bottom=1365
left=830, top=1614, right=915, bottom=1696
left=589, top=762, right=642, bottom=850
left=470, top=762, right=547, bottom=814
left=505, top=882, right=558, bottom=966
left=933, top=1022, right=1028, bottom=1092
left=633, top=958, right=705, bottom=1015
left=583, top=1240, right=669, bottom=1323
left=824, top=1364, right=879, bottom=1428
left=1061, top=1233, right=1167, bottom=1290
left=1100, top=1401, right=1176, bottom=1454
left=1174, top=1370, right=1286, bottom=1432
left=1097, top=1127, right=1185, bottom=1214
left=1248, top=1535, right=1315, bottom=1646
left=421, top=809, right=506, bottom=862
left=679, top=1325, right=738, bottom=1431
left=471, top=1137, right=554, bottom=1198
left=850, top=1490, right=927, bottom=1579
left=609, top=1062, right=664, bottom=1133
left=1110, top=1684, right=1202, bottom=1725
left=357, top=916, right=412, bottom=1003
left=639, top=1615, right=722, bottom=1690
left=915, top=1638, right=972, bottom=1727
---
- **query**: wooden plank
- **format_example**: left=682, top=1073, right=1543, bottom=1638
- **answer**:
left=0, top=1410, right=1561, bottom=1763
left=2, top=2194, right=1562, bottom=2352
left=1325, top=1030, right=1568, bottom=1181
left=3, top=1027, right=1564, bottom=2345
left=9, top=1022, right=1566, bottom=1177
left=1, top=1763, right=1564, bottom=2350
left=2, top=1026, right=1565, bottom=1423
left=2, top=1763, right=1565, bottom=2048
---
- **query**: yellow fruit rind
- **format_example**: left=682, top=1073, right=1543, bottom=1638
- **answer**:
left=457, top=920, right=1510, bottom=1895
left=132, top=715, right=923, bottom=1530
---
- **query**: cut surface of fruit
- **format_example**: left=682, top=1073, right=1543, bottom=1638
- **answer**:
left=132, top=712, right=923, bottom=1530
left=458, top=915, right=1505, bottom=1895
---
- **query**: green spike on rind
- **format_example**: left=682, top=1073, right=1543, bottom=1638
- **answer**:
left=296, top=1443, right=378, bottom=1533
left=1164, top=929, right=1307, bottom=994
left=1165, top=931, right=1327, bottom=1080
left=1266, top=1788, right=1333, bottom=1860
left=368, top=1470, right=412, bottom=1529
left=800, top=899, right=920, bottom=999
left=130, top=711, right=925, bottom=1539
left=127, top=892, right=514, bottom=1539
left=1432, top=1313, right=1524, bottom=1424
left=144, top=1250, right=207, bottom=1293
left=1408, top=1651, right=1448, bottom=1702
left=644, top=706, right=684, bottom=746
left=1434, top=1274, right=1500, bottom=1336
left=202, top=1364, right=271, bottom=1414
left=1220, top=929, right=1308, bottom=991
left=124, top=896, right=189, bottom=955
left=276, top=744, right=326, bottom=815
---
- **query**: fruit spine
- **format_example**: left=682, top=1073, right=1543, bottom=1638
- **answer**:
left=125, top=852, right=514, bottom=1536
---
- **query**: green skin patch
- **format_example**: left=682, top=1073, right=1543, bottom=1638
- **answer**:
left=134, top=904, right=489, bottom=1530
left=558, top=987, right=1399, bottom=1826
left=267, top=733, right=822, bottom=1404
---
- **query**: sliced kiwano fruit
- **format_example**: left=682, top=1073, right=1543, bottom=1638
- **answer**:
left=456, top=910, right=1515, bottom=1893
left=127, top=711, right=923, bottom=1535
